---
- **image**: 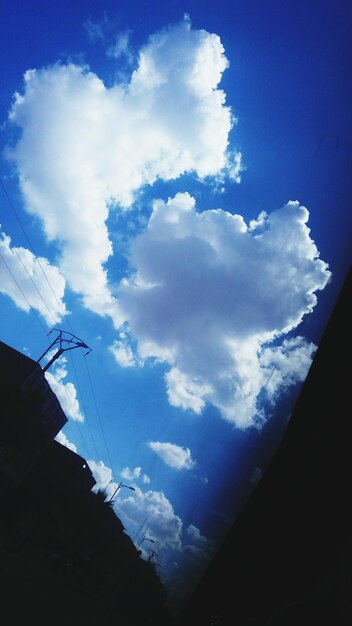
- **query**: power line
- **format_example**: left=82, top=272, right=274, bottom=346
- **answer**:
left=0, top=251, right=48, bottom=337
left=1, top=179, right=115, bottom=473
left=67, top=349, right=100, bottom=461
left=0, top=221, right=95, bottom=458
left=0, top=180, right=32, bottom=249
left=133, top=516, right=149, bottom=545
left=1, top=225, right=58, bottom=326
left=1, top=178, right=74, bottom=334
left=83, top=354, right=116, bottom=473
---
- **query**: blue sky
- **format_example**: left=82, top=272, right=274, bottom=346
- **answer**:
left=1, top=0, right=351, bottom=614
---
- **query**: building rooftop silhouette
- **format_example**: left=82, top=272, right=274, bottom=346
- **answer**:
left=0, top=340, right=68, bottom=483
left=0, top=339, right=174, bottom=625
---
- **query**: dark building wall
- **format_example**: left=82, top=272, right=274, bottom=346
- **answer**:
left=26, top=439, right=96, bottom=494
left=0, top=341, right=41, bottom=391
left=177, top=266, right=352, bottom=626
left=0, top=341, right=68, bottom=483
left=0, top=340, right=174, bottom=625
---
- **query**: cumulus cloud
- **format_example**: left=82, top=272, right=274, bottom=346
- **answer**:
left=44, top=357, right=84, bottom=422
left=182, top=524, right=215, bottom=564
left=7, top=19, right=238, bottom=328
left=165, top=524, right=215, bottom=613
left=117, top=486, right=183, bottom=550
left=121, top=465, right=150, bottom=484
left=55, top=430, right=77, bottom=453
left=0, top=229, right=67, bottom=324
left=148, top=441, right=196, bottom=470
left=109, top=332, right=143, bottom=367
left=88, top=459, right=113, bottom=492
left=259, top=335, right=317, bottom=401
left=115, top=193, right=331, bottom=427
left=186, top=524, right=207, bottom=543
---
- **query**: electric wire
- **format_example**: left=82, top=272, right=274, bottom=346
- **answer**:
left=0, top=250, right=48, bottom=337
left=83, top=354, right=115, bottom=473
left=133, top=516, right=149, bottom=545
left=1, top=227, right=93, bottom=460
left=67, top=349, right=100, bottom=461
left=0, top=224, right=101, bottom=460
left=0, top=223, right=58, bottom=326
left=1, top=179, right=119, bottom=479
left=1, top=179, right=75, bottom=334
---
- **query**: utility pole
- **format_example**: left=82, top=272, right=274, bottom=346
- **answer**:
left=37, top=329, right=91, bottom=373
left=108, top=481, right=135, bottom=502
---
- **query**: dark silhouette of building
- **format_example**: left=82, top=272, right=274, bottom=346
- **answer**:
left=0, top=341, right=68, bottom=483
left=0, top=340, right=174, bottom=625
left=176, top=265, right=352, bottom=626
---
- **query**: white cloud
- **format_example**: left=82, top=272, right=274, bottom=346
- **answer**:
left=7, top=20, right=237, bottom=328
left=109, top=332, right=143, bottom=367
left=84, top=17, right=106, bottom=43
left=115, top=193, right=331, bottom=427
left=186, top=524, right=207, bottom=544
left=165, top=368, right=210, bottom=414
left=87, top=459, right=113, bottom=491
left=164, top=524, right=215, bottom=613
left=121, top=465, right=150, bottom=484
left=148, top=441, right=196, bottom=470
left=55, top=430, right=77, bottom=453
left=183, top=524, right=215, bottom=563
left=259, top=335, right=317, bottom=401
left=117, top=486, right=183, bottom=550
left=107, top=30, right=134, bottom=64
left=44, top=357, right=84, bottom=422
left=111, top=481, right=212, bottom=611
left=0, top=229, right=67, bottom=324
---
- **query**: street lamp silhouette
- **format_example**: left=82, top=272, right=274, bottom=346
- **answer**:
left=108, top=480, right=135, bottom=502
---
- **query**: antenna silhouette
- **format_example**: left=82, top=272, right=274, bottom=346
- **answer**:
left=37, top=329, right=91, bottom=373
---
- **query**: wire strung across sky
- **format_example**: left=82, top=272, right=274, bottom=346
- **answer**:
left=1, top=179, right=76, bottom=334
left=0, top=221, right=58, bottom=326
left=0, top=178, right=119, bottom=486
left=0, top=249, right=49, bottom=336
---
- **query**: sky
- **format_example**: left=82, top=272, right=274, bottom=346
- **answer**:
left=0, top=0, right=351, bottom=615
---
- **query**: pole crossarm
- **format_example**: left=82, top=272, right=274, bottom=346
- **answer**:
left=37, top=329, right=92, bottom=373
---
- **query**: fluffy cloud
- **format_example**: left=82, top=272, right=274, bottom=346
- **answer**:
left=109, top=332, right=142, bottom=367
left=148, top=441, right=196, bottom=470
left=259, top=335, right=317, bottom=401
left=183, top=524, right=215, bottom=563
left=186, top=524, right=209, bottom=544
left=88, top=459, right=113, bottom=491
left=116, top=486, right=183, bottom=550
left=45, top=357, right=84, bottom=422
left=7, top=18, right=238, bottom=328
left=121, top=465, right=150, bottom=484
left=164, top=524, right=216, bottom=613
left=55, top=430, right=77, bottom=453
left=115, top=193, right=331, bottom=427
left=0, top=229, right=67, bottom=324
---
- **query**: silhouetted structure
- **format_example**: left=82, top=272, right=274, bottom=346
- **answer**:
left=0, top=341, right=68, bottom=482
left=0, top=340, right=174, bottom=625
left=177, top=265, right=352, bottom=626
